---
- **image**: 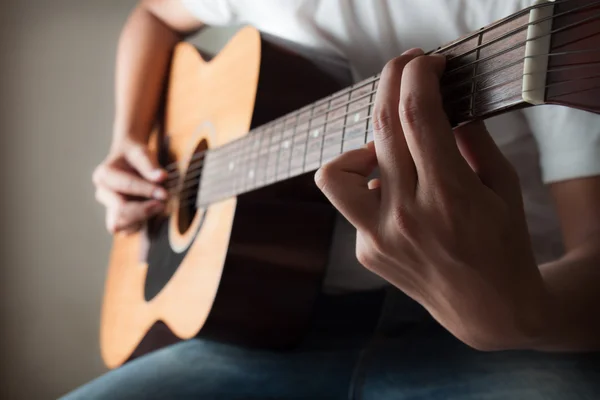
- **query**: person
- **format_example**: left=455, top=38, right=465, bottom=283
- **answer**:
left=69, top=0, right=600, bottom=398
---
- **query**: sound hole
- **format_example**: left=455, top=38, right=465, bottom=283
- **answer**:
left=143, top=139, right=208, bottom=302
left=177, top=139, right=208, bottom=234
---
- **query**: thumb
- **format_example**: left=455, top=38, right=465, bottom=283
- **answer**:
left=454, top=121, right=519, bottom=200
left=125, top=145, right=166, bottom=182
left=315, top=142, right=380, bottom=233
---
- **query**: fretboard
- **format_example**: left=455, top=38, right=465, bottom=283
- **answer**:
left=197, top=0, right=570, bottom=208
left=198, top=76, right=378, bottom=207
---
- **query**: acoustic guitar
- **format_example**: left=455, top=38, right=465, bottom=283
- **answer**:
left=100, top=0, right=600, bottom=368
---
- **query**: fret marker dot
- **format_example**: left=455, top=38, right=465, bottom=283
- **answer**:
left=248, top=170, right=255, bottom=179
left=228, top=162, right=235, bottom=171
left=354, top=113, right=360, bottom=123
left=283, top=140, right=290, bottom=149
left=312, top=129, right=320, bottom=138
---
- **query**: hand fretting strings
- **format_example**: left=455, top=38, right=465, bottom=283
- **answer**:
left=159, top=0, right=599, bottom=209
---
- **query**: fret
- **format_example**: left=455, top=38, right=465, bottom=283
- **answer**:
left=469, top=29, right=485, bottom=117
left=349, top=82, right=373, bottom=111
left=235, top=138, right=247, bottom=193
left=440, top=31, right=481, bottom=124
left=319, top=94, right=347, bottom=164
left=290, top=107, right=312, bottom=176
left=233, top=139, right=246, bottom=196
left=245, top=130, right=262, bottom=191
left=240, top=134, right=254, bottom=192
left=277, top=115, right=297, bottom=179
left=197, top=151, right=214, bottom=206
left=304, top=100, right=329, bottom=171
left=343, top=118, right=369, bottom=153
left=337, top=80, right=374, bottom=152
left=366, top=116, right=375, bottom=143
left=237, top=138, right=249, bottom=194
left=438, top=9, right=530, bottom=124
left=304, top=133, right=324, bottom=170
left=222, top=140, right=236, bottom=198
left=255, top=125, right=273, bottom=186
left=271, top=120, right=284, bottom=146
left=265, top=122, right=282, bottom=184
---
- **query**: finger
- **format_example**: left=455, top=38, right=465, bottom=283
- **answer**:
left=373, top=49, right=424, bottom=203
left=107, top=200, right=164, bottom=233
left=98, top=166, right=168, bottom=200
left=95, top=187, right=123, bottom=208
left=315, top=142, right=380, bottom=232
left=454, top=120, right=519, bottom=201
left=125, top=145, right=167, bottom=182
left=399, top=55, right=475, bottom=184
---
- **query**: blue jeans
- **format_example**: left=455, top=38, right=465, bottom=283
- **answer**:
left=62, top=288, right=600, bottom=399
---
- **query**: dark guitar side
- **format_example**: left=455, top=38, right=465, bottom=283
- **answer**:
left=129, top=33, right=353, bottom=362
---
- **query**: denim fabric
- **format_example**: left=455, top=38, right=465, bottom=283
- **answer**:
left=61, top=288, right=600, bottom=399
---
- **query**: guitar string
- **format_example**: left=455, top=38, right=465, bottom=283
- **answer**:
left=174, top=75, right=600, bottom=208
left=165, top=34, right=600, bottom=180
left=198, top=10, right=600, bottom=173
left=443, top=48, right=600, bottom=95
left=162, top=0, right=570, bottom=174
left=164, top=0, right=599, bottom=173
left=176, top=82, right=600, bottom=210
left=184, top=71, right=600, bottom=202
left=163, top=8, right=600, bottom=177
left=165, top=53, right=600, bottom=192
left=445, top=66, right=600, bottom=109
left=547, top=78, right=600, bottom=99
left=172, top=113, right=375, bottom=196
left=152, top=5, right=597, bottom=206
left=172, top=68, right=600, bottom=201
left=441, top=2, right=600, bottom=76
left=430, top=0, right=584, bottom=61
left=169, top=67, right=600, bottom=195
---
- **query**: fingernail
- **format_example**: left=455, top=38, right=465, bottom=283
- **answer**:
left=153, top=188, right=167, bottom=200
left=402, top=48, right=424, bottom=56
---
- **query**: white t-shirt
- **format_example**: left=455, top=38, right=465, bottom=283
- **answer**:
left=181, top=0, right=600, bottom=292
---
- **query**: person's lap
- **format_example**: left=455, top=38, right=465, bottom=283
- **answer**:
left=62, top=320, right=600, bottom=400
left=62, top=325, right=368, bottom=400
left=362, top=323, right=600, bottom=400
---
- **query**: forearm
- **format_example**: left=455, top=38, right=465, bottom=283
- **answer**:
left=532, top=237, right=600, bottom=352
left=112, top=4, right=198, bottom=146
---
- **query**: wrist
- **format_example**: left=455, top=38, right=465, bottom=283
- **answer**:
left=476, top=281, right=552, bottom=351
left=112, top=118, right=152, bottom=145
left=426, top=265, right=552, bottom=352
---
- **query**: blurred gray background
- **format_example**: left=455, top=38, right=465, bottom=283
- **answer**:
left=0, top=1, right=237, bottom=398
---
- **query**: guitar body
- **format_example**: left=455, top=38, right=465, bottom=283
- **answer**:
left=100, top=27, right=351, bottom=368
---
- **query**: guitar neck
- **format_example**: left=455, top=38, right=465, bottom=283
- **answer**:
left=196, top=0, right=584, bottom=208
